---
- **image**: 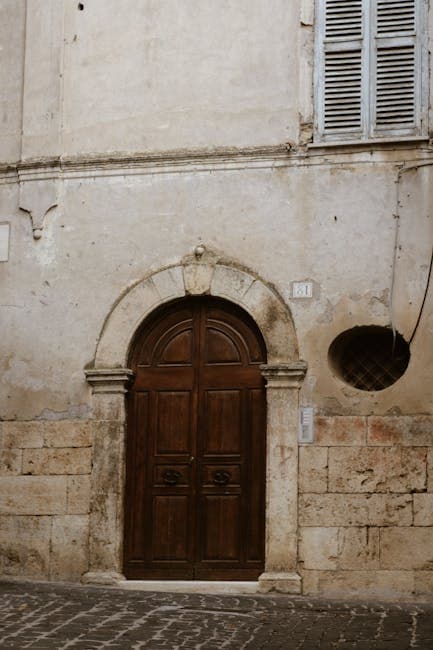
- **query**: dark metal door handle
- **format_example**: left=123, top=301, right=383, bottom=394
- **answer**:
left=162, top=469, right=181, bottom=485
left=212, top=470, right=231, bottom=486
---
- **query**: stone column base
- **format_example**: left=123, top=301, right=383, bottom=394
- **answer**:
left=258, top=572, right=302, bottom=594
left=81, top=571, right=126, bottom=586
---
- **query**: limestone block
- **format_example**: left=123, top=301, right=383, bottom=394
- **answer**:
left=262, top=385, right=300, bottom=573
left=299, top=494, right=413, bottom=527
left=0, top=476, right=67, bottom=514
left=241, top=280, right=296, bottom=363
left=211, top=265, right=254, bottom=302
left=301, top=569, right=415, bottom=599
left=314, top=416, right=367, bottom=446
left=50, top=515, right=89, bottom=580
left=92, top=394, right=126, bottom=421
left=43, top=421, right=92, bottom=448
left=429, top=450, right=433, bottom=493
left=299, top=527, right=380, bottom=571
left=67, top=475, right=91, bottom=514
left=299, top=527, right=338, bottom=570
left=414, top=571, right=433, bottom=597
left=0, top=449, right=22, bottom=475
left=414, top=494, right=433, bottom=526
left=95, top=278, right=160, bottom=367
left=23, top=448, right=91, bottom=475
left=0, top=516, right=51, bottom=579
left=337, top=527, right=380, bottom=570
left=88, top=420, right=125, bottom=572
left=380, top=528, right=433, bottom=570
left=328, top=447, right=426, bottom=493
left=183, top=263, right=215, bottom=295
left=299, top=447, right=328, bottom=493
left=91, top=421, right=124, bottom=496
left=258, top=571, right=302, bottom=594
left=368, top=416, right=433, bottom=446
left=1, top=421, right=44, bottom=449
left=151, top=266, right=185, bottom=301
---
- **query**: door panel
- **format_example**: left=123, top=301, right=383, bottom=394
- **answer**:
left=155, top=391, right=192, bottom=454
left=205, top=328, right=242, bottom=364
left=202, top=390, right=242, bottom=454
left=125, top=392, right=148, bottom=562
left=201, top=495, right=241, bottom=560
left=158, top=329, right=193, bottom=365
left=246, top=389, right=266, bottom=561
left=124, top=297, right=266, bottom=580
left=152, top=496, right=189, bottom=560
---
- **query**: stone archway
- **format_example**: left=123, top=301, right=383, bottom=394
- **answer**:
left=83, top=249, right=307, bottom=593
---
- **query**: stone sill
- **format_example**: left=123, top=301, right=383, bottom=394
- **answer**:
left=308, top=136, right=430, bottom=151
left=114, top=580, right=260, bottom=595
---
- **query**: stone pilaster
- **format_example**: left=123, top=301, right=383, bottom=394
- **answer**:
left=82, top=368, right=133, bottom=585
left=258, top=361, right=307, bottom=593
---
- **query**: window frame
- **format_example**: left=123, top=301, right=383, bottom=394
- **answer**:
left=313, top=0, right=429, bottom=145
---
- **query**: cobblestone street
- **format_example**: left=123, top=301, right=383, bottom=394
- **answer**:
left=0, top=581, right=433, bottom=649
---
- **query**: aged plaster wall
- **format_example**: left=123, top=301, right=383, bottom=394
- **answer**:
left=61, top=0, right=300, bottom=153
left=0, top=0, right=25, bottom=163
left=1, top=157, right=433, bottom=420
left=1, top=0, right=433, bottom=597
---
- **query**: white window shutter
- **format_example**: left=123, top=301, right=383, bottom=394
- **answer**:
left=316, top=0, right=366, bottom=141
left=315, top=0, right=427, bottom=143
left=371, top=0, right=422, bottom=137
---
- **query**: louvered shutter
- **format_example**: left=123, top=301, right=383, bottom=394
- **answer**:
left=316, top=0, right=365, bottom=140
left=315, top=0, right=427, bottom=143
left=372, top=0, right=421, bottom=136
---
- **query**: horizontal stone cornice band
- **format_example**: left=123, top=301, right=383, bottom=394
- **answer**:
left=2, top=145, right=431, bottom=183
left=0, top=146, right=289, bottom=182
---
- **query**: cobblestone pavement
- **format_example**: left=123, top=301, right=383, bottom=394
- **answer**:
left=1, top=581, right=433, bottom=649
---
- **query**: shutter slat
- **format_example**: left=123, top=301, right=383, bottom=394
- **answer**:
left=324, top=49, right=362, bottom=131
left=377, top=0, right=415, bottom=35
left=375, top=45, right=415, bottom=127
left=326, top=0, right=363, bottom=38
left=373, top=0, right=418, bottom=133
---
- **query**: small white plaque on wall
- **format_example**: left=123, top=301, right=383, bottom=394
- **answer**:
left=292, top=280, right=314, bottom=299
left=0, top=223, right=10, bottom=262
left=299, top=407, right=314, bottom=443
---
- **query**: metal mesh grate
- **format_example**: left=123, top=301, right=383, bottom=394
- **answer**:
left=329, top=326, right=410, bottom=391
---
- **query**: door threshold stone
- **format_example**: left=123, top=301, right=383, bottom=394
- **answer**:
left=114, top=580, right=260, bottom=594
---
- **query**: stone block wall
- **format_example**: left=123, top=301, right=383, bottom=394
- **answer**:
left=2, top=413, right=433, bottom=598
left=299, top=416, right=433, bottom=599
left=0, top=420, right=91, bottom=581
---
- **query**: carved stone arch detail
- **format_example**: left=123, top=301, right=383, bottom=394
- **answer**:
left=84, top=250, right=306, bottom=594
left=94, top=256, right=299, bottom=368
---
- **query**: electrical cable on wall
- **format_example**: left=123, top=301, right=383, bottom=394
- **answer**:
left=390, top=161, right=433, bottom=348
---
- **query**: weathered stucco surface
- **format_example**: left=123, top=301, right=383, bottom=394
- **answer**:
left=1, top=0, right=433, bottom=598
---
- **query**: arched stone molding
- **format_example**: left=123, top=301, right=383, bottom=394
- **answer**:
left=94, top=251, right=298, bottom=368
left=84, top=249, right=307, bottom=593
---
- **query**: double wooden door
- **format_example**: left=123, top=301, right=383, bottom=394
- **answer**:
left=124, top=297, right=266, bottom=580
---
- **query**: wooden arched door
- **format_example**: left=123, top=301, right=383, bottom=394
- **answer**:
left=124, top=297, right=267, bottom=580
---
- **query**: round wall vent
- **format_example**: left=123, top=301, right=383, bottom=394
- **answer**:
left=328, top=326, right=410, bottom=391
